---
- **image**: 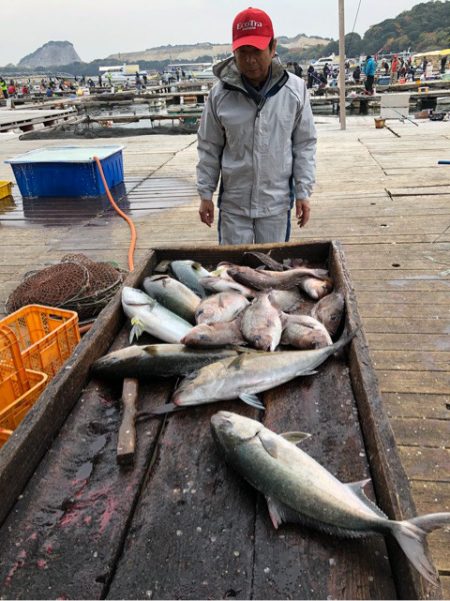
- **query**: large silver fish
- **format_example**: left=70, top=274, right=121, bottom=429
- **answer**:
left=211, top=411, right=450, bottom=585
left=269, top=288, right=304, bottom=312
left=281, top=314, right=332, bottom=349
left=143, top=275, right=201, bottom=323
left=195, top=292, right=250, bottom=325
left=170, top=260, right=210, bottom=298
left=121, top=287, right=192, bottom=344
left=181, top=320, right=246, bottom=348
left=199, top=275, right=255, bottom=298
left=92, top=344, right=238, bottom=379
left=227, top=265, right=329, bottom=291
left=240, top=292, right=283, bottom=351
left=311, top=291, right=345, bottom=337
left=169, top=330, right=356, bottom=410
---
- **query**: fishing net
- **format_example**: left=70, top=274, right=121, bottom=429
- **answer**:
left=6, top=254, right=126, bottom=321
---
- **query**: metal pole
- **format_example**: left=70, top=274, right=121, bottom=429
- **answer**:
left=338, top=0, right=346, bottom=130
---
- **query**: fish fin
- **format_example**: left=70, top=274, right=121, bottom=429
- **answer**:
left=129, top=317, right=144, bottom=343
left=297, top=370, right=318, bottom=376
left=389, top=517, right=450, bottom=585
left=228, top=355, right=246, bottom=370
left=279, top=431, right=311, bottom=445
left=232, top=345, right=261, bottom=354
left=239, top=393, right=265, bottom=410
left=266, top=496, right=304, bottom=529
left=345, top=479, right=389, bottom=519
left=258, top=431, right=279, bottom=458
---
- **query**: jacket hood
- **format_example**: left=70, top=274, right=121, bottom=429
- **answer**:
left=213, top=55, right=287, bottom=92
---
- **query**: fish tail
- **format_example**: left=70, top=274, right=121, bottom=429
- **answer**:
left=390, top=512, right=450, bottom=584
left=330, top=327, right=359, bottom=355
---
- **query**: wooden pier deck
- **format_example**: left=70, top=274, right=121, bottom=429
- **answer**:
left=0, top=115, right=449, bottom=596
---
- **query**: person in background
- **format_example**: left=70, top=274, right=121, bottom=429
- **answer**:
left=0, top=77, right=7, bottom=98
left=135, top=72, right=142, bottom=93
left=323, top=62, right=331, bottom=80
left=294, top=62, right=303, bottom=78
left=382, top=60, right=389, bottom=75
left=352, top=65, right=361, bottom=83
left=7, top=80, right=16, bottom=97
left=440, top=55, right=448, bottom=74
left=363, top=55, right=376, bottom=94
left=390, top=54, right=399, bottom=84
left=197, top=7, right=317, bottom=245
left=307, top=64, right=315, bottom=88
left=98, top=74, right=102, bottom=87
left=422, top=57, right=428, bottom=77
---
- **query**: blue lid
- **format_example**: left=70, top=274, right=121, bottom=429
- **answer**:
left=5, top=145, right=124, bottom=164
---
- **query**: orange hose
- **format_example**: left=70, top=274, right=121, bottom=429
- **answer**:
left=93, top=155, right=137, bottom=272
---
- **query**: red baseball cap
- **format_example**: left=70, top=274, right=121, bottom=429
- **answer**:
left=232, top=7, right=274, bottom=51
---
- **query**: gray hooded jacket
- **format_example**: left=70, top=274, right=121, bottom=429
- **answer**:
left=196, top=56, right=317, bottom=218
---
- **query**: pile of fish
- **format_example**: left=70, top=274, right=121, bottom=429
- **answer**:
left=93, top=252, right=350, bottom=413
left=122, top=254, right=344, bottom=352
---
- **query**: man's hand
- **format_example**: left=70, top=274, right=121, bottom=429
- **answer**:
left=296, top=199, right=311, bottom=228
left=199, top=198, right=214, bottom=227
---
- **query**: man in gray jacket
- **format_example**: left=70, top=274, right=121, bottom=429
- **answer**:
left=196, top=7, right=317, bottom=245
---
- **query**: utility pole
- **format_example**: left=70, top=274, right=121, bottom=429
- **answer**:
left=338, top=0, right=346, bottom=130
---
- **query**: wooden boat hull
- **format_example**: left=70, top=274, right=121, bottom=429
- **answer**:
left=0, top=241, right=441, bottom=599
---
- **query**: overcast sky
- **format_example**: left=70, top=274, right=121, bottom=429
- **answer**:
left=1, top=0, right=428, bottom=65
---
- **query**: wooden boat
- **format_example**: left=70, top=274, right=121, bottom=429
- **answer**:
left=0, top=241, right=441, bottom=599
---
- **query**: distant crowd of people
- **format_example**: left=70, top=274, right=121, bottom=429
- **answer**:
left=288, top=52, right=448, bottom=96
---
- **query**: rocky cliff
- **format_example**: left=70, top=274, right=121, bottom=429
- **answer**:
left=18, top=41, right=82, bottom=68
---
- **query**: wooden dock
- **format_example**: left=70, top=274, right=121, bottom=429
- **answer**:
left=0, top=107, right=78, bottom=133
left=0, top=115, right=449, bottom=596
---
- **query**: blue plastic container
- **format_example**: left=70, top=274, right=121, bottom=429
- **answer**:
left=5, top=145, right=124, bottom=198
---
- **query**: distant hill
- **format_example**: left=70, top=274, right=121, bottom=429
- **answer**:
left=291, top=0, right=450, bottom=61
left=363, top=0, right=450, bottom=54
left=107, top=35, right=330, bottom=63
left=17, top=41, right=81, bottom=68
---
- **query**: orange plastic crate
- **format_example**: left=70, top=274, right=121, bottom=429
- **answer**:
left=0, top=304, right=80, bottom=378
left=0, top=326, right=49, bottom=449
left=0, top=368, right=48, bottom=430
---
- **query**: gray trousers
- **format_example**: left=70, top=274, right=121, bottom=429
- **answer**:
left=219, top=210, right=291, bottom=245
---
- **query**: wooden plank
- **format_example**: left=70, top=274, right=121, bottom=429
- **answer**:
left=352, top=288, right=450, bottom=302
left=382, top=393, right=450, bottom=419
left=367, top=333, right=450, bottom=351
left=371, top=350, right=450, bottom=372
left=363, top=318, right=450, bottom=335
left=389, top=417, right=450, bottom=448
left=377, top=370, right=450, bottom=394
left=398, top=446, right=450, bottom=481
left=359, top=303, right=450, bottom=318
